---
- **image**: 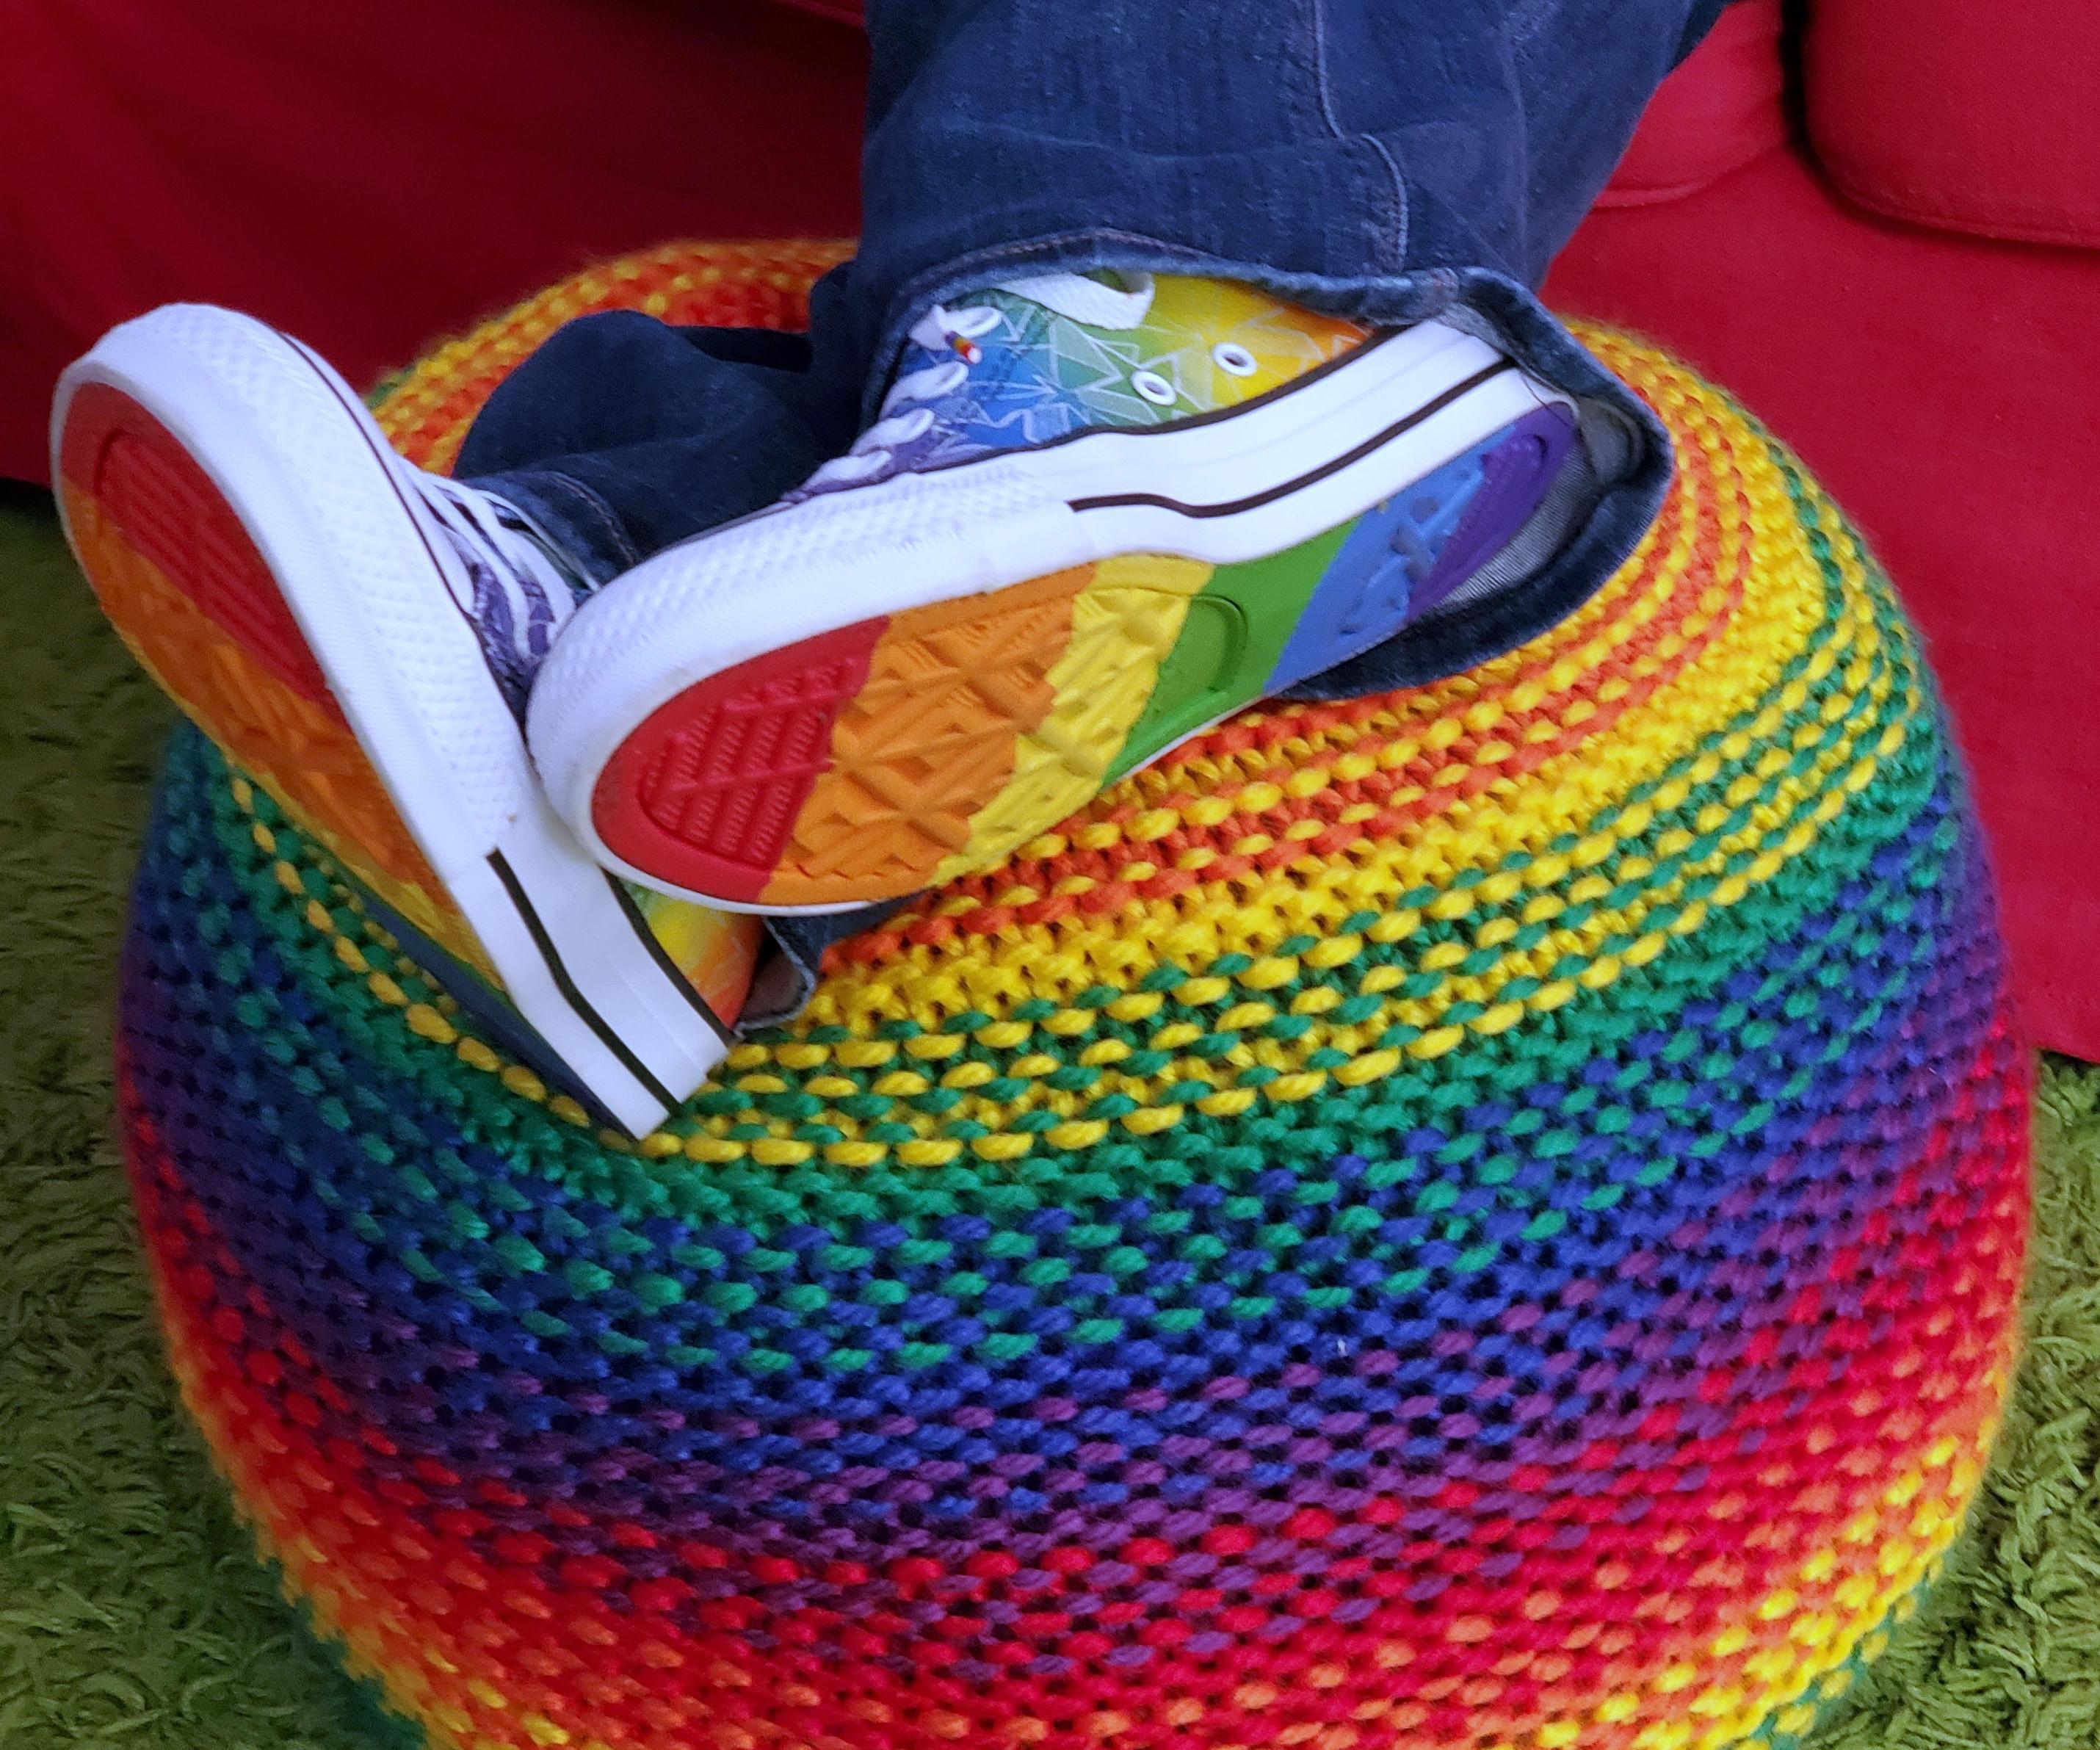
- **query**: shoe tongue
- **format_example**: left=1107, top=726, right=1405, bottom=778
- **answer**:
left=991, top=270, right=1154, bottom=330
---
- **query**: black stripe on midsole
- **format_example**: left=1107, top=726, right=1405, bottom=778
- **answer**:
left=487, top=849, right=682, bottom=1113
left=607, top=874, right=736, bottom=1048
left=1066, top=358, right=1518, bottom=521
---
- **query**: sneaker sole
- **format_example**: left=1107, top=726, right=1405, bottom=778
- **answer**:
left=53, top=306, right=740, bottom=1132
left=532, top=322, right=1573, bottom=911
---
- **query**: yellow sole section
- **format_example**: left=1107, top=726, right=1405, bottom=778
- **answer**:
left=931, top=554, right=1213, bottom=885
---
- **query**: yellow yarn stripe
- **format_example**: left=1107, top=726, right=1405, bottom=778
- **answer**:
left=933, top=555, right=1214, bottom=884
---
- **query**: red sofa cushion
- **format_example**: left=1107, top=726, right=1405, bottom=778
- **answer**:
left=1806, top=0, right=2100, bottom=248
left=1551, top=28, right=2100, bottom=1060
left=1597, top=0, right=1789, bottom=206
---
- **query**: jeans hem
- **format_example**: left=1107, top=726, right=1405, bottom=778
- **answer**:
left=467, top=467, right=648, bottom=588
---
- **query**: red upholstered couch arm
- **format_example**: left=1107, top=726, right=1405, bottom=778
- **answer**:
left=0, top=0, right=868, bottom=484
left=1806, top=0, right=2100, bottom=249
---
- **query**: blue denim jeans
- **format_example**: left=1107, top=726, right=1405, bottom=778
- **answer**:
left=460, top=0, right=1732, bottom=1021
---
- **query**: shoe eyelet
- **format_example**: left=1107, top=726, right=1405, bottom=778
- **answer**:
left=1132, top=369, right=1178, bottom=407
left=1212, top=341, right=1259, bottom=377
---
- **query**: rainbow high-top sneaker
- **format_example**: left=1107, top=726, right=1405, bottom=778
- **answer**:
left=53, top=305, right=755, bottom=1133
left=528, top=272, right=1582, bottom=912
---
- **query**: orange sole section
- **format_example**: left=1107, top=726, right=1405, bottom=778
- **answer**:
left=59, top=383, right=453, bottom=911
left=592, top=567, right=1091, bottom=908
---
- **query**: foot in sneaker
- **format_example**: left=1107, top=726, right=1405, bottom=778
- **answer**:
left=53, top=305, right=753, bottom=1133
left=525, top=272, right=1582, bottom=914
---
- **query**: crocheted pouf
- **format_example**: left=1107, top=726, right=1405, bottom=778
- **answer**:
left=115, top=243, right=2030, bottom=1750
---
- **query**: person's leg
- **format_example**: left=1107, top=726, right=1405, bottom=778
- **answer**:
left=515, top=0, right=1738, bottom=922
left=463, top=0, right=1734, bottom=634
left=846, top=0, right=1730, bottom=361
left=457, top=314, right=860, bottom=586
left=826, top=0, right=1733, bottom=687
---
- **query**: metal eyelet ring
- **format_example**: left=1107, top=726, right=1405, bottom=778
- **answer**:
left=1212, top=342, right=1259, bottom=377
left=1132, top=369, right=1178, bottom=406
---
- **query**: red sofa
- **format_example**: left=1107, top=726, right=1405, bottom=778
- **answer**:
left=1543, top=0, right=2100, bottom=1063
left=6, top=0, right=2095, bottom=1055
left=0, top=0, right=868, bottom=480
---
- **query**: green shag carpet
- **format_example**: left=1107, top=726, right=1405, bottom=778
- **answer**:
left=1, top=485, right=2096, bottom=1748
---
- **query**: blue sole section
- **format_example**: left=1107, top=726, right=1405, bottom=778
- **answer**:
left=1267, top=404, right=1577, bottom=693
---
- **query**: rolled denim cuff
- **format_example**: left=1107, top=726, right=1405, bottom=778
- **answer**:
left=744, top=903, right=912, bottom=1032
left=461, top=467, right=645, bottom=590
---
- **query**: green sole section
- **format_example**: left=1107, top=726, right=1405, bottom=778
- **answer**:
left=1106, top=517, right=1353, bottom=781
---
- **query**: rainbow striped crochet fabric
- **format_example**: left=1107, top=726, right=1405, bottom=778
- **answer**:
left=114, top=244, right=2030, bottom=1750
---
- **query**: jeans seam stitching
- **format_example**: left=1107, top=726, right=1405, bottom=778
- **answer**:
left=1508, top=0, right=1560, bottom=50
left=535, top=471, right=646, bottom=577
left=1310, top=0, right=1408, bottom=275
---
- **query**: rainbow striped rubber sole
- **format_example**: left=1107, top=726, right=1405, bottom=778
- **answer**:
left=55, top=380, right=468, bottom=949
left=590, top=405, right=1575, bottom=909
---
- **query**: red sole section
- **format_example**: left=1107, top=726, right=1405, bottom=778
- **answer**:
left=590, top=621, right=884, bottom=906
left=62, top=382, right=333, bottom=709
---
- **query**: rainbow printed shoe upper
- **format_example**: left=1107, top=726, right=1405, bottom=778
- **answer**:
left=53, top=303, right=758, bottom=1136
left=794, top=273, right=1372, bottom=495
left=529, top=272, right=1585, bottom=914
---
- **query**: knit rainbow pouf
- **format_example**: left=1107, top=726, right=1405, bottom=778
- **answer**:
left=115, top=243, right=2031, bottom=1750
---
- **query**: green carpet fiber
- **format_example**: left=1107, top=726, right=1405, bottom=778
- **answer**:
left=1, top=484, right=2096, bottom=1747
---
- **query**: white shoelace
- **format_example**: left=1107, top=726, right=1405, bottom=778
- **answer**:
left=416, top=471, right=588, bottom=651
left=804, top=272, right=1156, bottom=491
